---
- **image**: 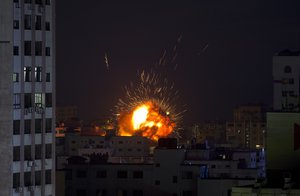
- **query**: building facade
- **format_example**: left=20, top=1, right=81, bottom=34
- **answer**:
left=273, top=49, right=300, bottom=111
left=0, top=0, right=56, bottom=195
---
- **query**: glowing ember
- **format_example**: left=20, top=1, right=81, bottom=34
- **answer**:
left=118, top=101, right=176, bottom=141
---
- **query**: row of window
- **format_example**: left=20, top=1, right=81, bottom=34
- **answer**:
left=13, top=68, right=51, bottom=83
left=13, top=118, right=52, bottom=134
left=14, top=0, right=51, bottom=5
left=13, top=93, right=52, bottom=109
left=13, top=170, right=52, bottom=188
left=13, top=144, right=52, bottom=161
left=282, top=90, right=295, bottom=97
left=70, top=170, right=144, bottom=179
left=14, top=42, right=51, bottom=56
left=14, top=18, right=50, bottom=31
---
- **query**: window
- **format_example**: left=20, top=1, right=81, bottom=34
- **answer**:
left=35, top=67, right=42, bottom=82
left=45, top=93, right=52, bottom=107
left=46, top=144, right=52, bottom=158
left=35, top=93, right=43, bottom=107
left=45, top=47, right=51, bottom=56
left=13, top=94, right=21, bottom=109
left=182, top=171, right=193, bottom=179
left=35, top=144, right=41, bottom=159
left=155, top=180, right=160, bottom=185
left=24, top=41, right=31, bottom=55
left=35, top=171, right=41, bottom=185
left=45, top=170, right=51, bottom=184
left=13, top=173, right=20, bottom=188
left=13, top=20, right=19, bottom=29
left=282, top=91, right=288, bottom=97
left=24, top=172, right=31, bottom=186
left=96, top=170, right=107, bottom=178
left=13, top=46, right=19, bottom=55
left=76, top=189, right=86, bottom=196
left=133, top=171, right=143, bottom=179
left=289, top=78, right=294, bottom=84
left=172, top=176, right=177, bottom=183
left=24, top=67, right=32, bottom=82
left=35, top=0, right=42, bottom=5
left=45, top=21, right=50, bottom=30
left=35, top=41, right=42, bottom=56
left=25, top=0, right=32, bottom=3
left=155, top=163, right=160, bottom=167
left=35, top=119, right=42, bottom=133
left=13, top=73, right=19, bottom=82
left=76, top=170, right=87, bottom=178
left=24, top=119, right=31, bottom=134
left=284, top=66, right=292, bottom=73
left=46, top=73, right=51, bottom=82
left=96, top=190, right=107, bottom=196
left=24, top=93, right=32, bottom=108
left=133, top=190, right=143, bottom=196
left=24, top=145, right=31, bottom=160
left=13, top=146, right=20, bottom=161
left=117, top=170, right=127, bottom=178
left=45, top=0, right=51, bottom=5
left=13, top=120, right=20, bottom=134
left=24, top=15, right=31, bottom=30
left=182, top=190, right=193, bottom=196
left=46, top=118, right=52, bottom=133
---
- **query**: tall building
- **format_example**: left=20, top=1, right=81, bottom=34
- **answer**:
left=0, top=0, right=55, bottom=195
left=273, top=49, right=300, bottom=111
left=226, top=104, right=266, bottom=149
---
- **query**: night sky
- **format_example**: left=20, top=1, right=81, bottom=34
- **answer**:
left=56, top=1, right=300, bottom=124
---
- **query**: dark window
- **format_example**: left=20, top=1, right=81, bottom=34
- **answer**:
left=13, top=20, right=19, bottom=29
left=155, top=180, right=160, bottom=185
left=35, top=144, right=41, bottom=159
left=46, top=73, right=51, bottom=82
left=173, top=176, right=177, bottom=183
left=45, top=21, right=50, bottom=30
left=35, top=0, right=42, bottom=5
left=24, top=172, right=31, bottom=186
left=35, top=15, right=42, bottom=30
left=45, top=93, right=52, bottom=107
left=24, top=15, right=31, bottom=30
left=76, top=189, right=86, bottom=196
left=182, top=171, right=193, bottom=179
left=96, top=170, right=107, bottom=178
left=155, top=163, right=160, bottom=167
left=13, top=120, right=20, bottom=134
left=45, top=170, right=51, bottom=184
left=13, top=146, right=20, bottom=161
left=13, top=46, right=19, bottom=55
left=24, top=67, right=32, bottom=82
left=284, top=66, right=292, bottom=73
left=45, top=47, right=50, bottom=56
left=46, top=118, right=52, bottom=133
left=13, top=73, right=19, bottom=82
left=35, top=67, right=42, bottom=82
left=282, top=91, right=288, bottom=97
left=45, top=0, right=50, bottom=5
left=66, top=171, right=72, bottom=180
left=133, top=171, right=143, bottom=179
left=35, top=41, right=42, bottom=56
left=96, top=190, right=107, bottom=196
left=46, top=144, right=52, bottom=158
left=133, top=190, right=143, bottom=196
left=14, top=0, right=19, bottom=3
left=24, top=41, right=31, bottom=55
left=13, top=173, right=20, bottom=188
left=76, top=170, right=87, bottom=178
left=35, top=119, right=42, bottom=133
left=117, top=170, right=127, bottom=178
left=24, top=119, right=31, bottom=134
left=289, top=78, right=294, bottom=84
left=24, top=93, right=32, bottom=108
left=13, top=94, right=21, bottom=109
left=35, top=171, right=41, bottom=185
left=25, top=0, right=32, bottom=3
left=24, top=145, right=31, bottom=160
left=182, top=190, right=193, bottom=196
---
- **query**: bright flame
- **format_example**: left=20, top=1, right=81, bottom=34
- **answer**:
left=132, top=105, right=149, bottom=129
left=118, top=101, right=176, bottom=141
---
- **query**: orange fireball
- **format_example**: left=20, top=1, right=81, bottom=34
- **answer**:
left=118, top=101, right=175, bottom=141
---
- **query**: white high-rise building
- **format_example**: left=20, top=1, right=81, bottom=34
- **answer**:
left=273, top=49, right=300, bottom=111
left=0, top=0, right=55, bottom=195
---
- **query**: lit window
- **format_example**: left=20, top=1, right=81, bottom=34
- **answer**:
left=13, top=73, right=19, bottom=82
left=35, top=93, right=42, bottom=107
left=35, top=67, right=42, bottom=82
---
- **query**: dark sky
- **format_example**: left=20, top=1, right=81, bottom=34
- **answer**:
left=56, top=1, right=300, bottom=124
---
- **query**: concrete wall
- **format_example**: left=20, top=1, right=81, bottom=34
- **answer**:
left=0, top=0, right=13, bottom=195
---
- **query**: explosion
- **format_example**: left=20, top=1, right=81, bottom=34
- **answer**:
left=116, top=69, right=183, bottom=141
